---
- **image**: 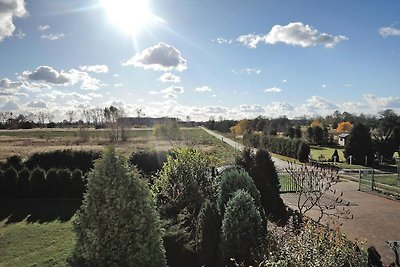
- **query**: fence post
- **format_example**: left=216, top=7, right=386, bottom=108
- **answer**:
left=358, top=169, right=361, bottom=191
left=371, top=168, right=375, bottom=191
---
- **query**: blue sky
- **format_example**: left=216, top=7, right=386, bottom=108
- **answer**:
left=0, top=0, right=400, bottom=121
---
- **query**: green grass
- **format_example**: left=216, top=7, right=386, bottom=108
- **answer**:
left=0, top=199, right=78, bottom=267
left=0, top=220, right=74, bottom=267
left=310, top=146, right=345, bottom=162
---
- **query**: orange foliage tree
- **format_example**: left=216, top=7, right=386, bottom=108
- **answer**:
left=336, top=121, right=353, bottom=133
left=230, top=119, right=250, bottom=135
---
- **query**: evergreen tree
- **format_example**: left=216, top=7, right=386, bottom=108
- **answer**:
left=332, top=149, right=340, bottom=162
left=344, top=123, right=375, bottom=166
left=2, top=167, right=18, bottom=198
left=30, top=168, right=46, bottom=198
left=17, top=167, right=31, bottom=198
left=217, top=169, right=261, bottom=217
left=72, top=147, right=166, bottom=266
left=221, top=190, right=264, bottom=266
left=71, top=169, right=85, bottom=198
left=196, top=200, right=221, bottom=267
left=46, top=168, right=60, bottom=198
left=294, top=125, right=302, bottom=139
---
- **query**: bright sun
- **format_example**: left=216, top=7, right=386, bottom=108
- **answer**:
left=102, top=0, right=152, bottom=35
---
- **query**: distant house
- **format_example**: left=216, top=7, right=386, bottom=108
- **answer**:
left=338, top=133, right=349, bottom=146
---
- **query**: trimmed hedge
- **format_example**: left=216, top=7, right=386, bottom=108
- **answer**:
left=244, top=133, right=310, bottom=162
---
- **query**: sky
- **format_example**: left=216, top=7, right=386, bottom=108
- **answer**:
left=0, top=0, right=400, bottom=121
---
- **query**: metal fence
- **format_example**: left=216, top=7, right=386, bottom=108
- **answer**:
left=358, top=169, right=400, bottom=194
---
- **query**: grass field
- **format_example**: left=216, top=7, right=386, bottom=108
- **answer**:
left=0, top=127, right=238, bottom=166
left=310, top=146, right=345, bottom=162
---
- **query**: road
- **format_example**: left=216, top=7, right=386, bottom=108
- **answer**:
left=200, top=126, right=289, bottom=170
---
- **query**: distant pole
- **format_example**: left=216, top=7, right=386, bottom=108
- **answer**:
left=349, top=155, right=353, bottom=165
left=381, top=156, right=383, bottom=164
left=397, top=157, right=400, bottom=186
left=334, top=156, right=337, bottom=165
left=365, top=156, right=368, bottom=166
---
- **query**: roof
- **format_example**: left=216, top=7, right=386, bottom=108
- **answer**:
left=338, top=133, right=350, bottom=138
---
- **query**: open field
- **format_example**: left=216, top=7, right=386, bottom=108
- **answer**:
left=0, top=127, right=238, bottom=166
left=310, top=146, right=345, bottom=162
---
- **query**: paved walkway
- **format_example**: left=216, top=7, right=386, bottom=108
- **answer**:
left=200, top=127, right=400, bottom=264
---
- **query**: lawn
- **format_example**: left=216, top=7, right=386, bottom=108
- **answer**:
left=0, top=199, right=78, bottom=267
left=310, top=146, right=345, bottom=162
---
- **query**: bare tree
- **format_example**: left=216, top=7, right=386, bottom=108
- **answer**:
left=66, top=110, right=76, bottom=123
left=37, top=111, right=46, bottom=127
left=286, top=163, right=352, bottom=223
left=136, top=108, right=143, bottom=118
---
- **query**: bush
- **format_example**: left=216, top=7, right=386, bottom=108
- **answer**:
left=58, top=169, right=72, bottom=198
left=6, top=155, right=23, bottom=171
left=17, top=167, right=31, bottom=198
left=196, top=200, right=221, bottom=267
left=221, top=190, right=264, bottom=266
left=297, top=141, right=310, bottom=163
left=129, top=150, right=168, bottom=175
left=217, top=169, right=261, bottom=217
left=71, top=169, right=85, bottom=198
left=46, top=168, right=60, bottom=198
left=25, top=149, right=101, bottom=173
left=1, top=167, right=18, bottom=198
left=30, top=168, right=46, bottom=198
left=332, top=149, right=340, bottom=162
left=153, top=148, right=214, bottom=232
left=72, top=147, right=166, bottom=266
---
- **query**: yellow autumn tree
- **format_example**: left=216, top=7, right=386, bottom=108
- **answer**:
left=310, top=120, right=323, bottom=128
left=336, top=121, right=353, bottom=133
left=230, top=119, right=250, bottom=136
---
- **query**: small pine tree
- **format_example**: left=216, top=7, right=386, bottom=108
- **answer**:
left=332, top=149, right=340, bottom=162
left=72, top=147, right=166, bottom=266
left=46, top=168, right=60, bottom=198
left=221, top=190, right=264, bottom=266
left=71, top=169, right=84, bottom=198
left=196, top=200, right=221, bottom=267
left=17, top=167, right=31, bottom=198
left=217, top=169, right=261, bottom=216
left=57, top=169, right=72, bottom=198
left=297, top=141, right=310, bottom=162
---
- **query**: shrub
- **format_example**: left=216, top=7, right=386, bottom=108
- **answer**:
left=1, top=167, right=18, bottom=198
left=297, top=141, right=310, bottom=163
left=71, top=169, right=85, bottom=198
left=30, top=168, right=46, bottom=198
left=58, top=169, right=72, bottom=198
left=72, top=147, right=166, bottom=266
left=332, top=149, right=340, bottom=162
left=217, top=169, right=261, bottom=217
left=221, top=190, right=264, bottom=266
left=153, top=148, right=214, bottom=232
left=6, top=155, right=23, bottom=171
left=46, top=168, right=60, bottom=198
left=17, top=167, right=31, bottom=198
left=196, top=200, right=221, bottom=267
left=129, top=150, right=168, bottom=175
left=25, top=149, right=101, bottom=173
left=237, top=149, right=287, bottom=223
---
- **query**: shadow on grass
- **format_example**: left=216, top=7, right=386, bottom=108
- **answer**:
left=0, top=199, right=81, bottom=224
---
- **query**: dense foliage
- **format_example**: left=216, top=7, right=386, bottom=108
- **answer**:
left=129, top=150, right=168, bottom=175
left=344, top=123, right=375, bottom=166
left=72, top=147, right=166, bottom=266
left=244, top=132, right=310, bottom=162
left=221, top=190, right=264, bottom=266
left=236, top=149, right=287, bottom=223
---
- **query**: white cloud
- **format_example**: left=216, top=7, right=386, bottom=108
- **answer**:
left=239, top=104, right=265, bottom=113
left=79, top=64, right=109, bottom=73
left=212, top=37, right=232, bottom=44
left=149, top=90, right=159, bottom=95
left=122, top=42, right=187, bottom=72
left=0, top=78, right=23, bottom=89
left=321, top=84, right=327, bottom=88
left=114, top=83, right=123, bottom=88
left=22, top=66, right=106, bottom=90
left=38, top=24, right=50, bottom=31
left=195, top=86, right=212, bottom=92
left=159, top=72, right=181, bottom=83
left=161, top=86, right=184, bottom=94
left=41, top=33, right=65, bottom=40
left=379, top=27, right=400, bottom=38
left=344, top=83, right=352, bottom=87
left=0, top=0, right=28, bottom=42
left=0, top=101, right=19, bottom=111
left=264, top=87, right=282, bottom=93
left=363, top=94, right=400, bottom=109
left=211, top=94, right=217, bottom=98
left=26, top=99, right=47, bottom=109
left=298, top=95, right=338, bottom=115
left=237, top=22, right=348, bottom=48
left=232, top=68, right=261, bottom=75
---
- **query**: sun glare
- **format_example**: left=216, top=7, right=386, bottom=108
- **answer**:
left=102, top=0, right=152, bottom=35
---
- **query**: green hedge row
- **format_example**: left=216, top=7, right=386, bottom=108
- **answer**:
left=243, top=133, right=310, bottom=162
